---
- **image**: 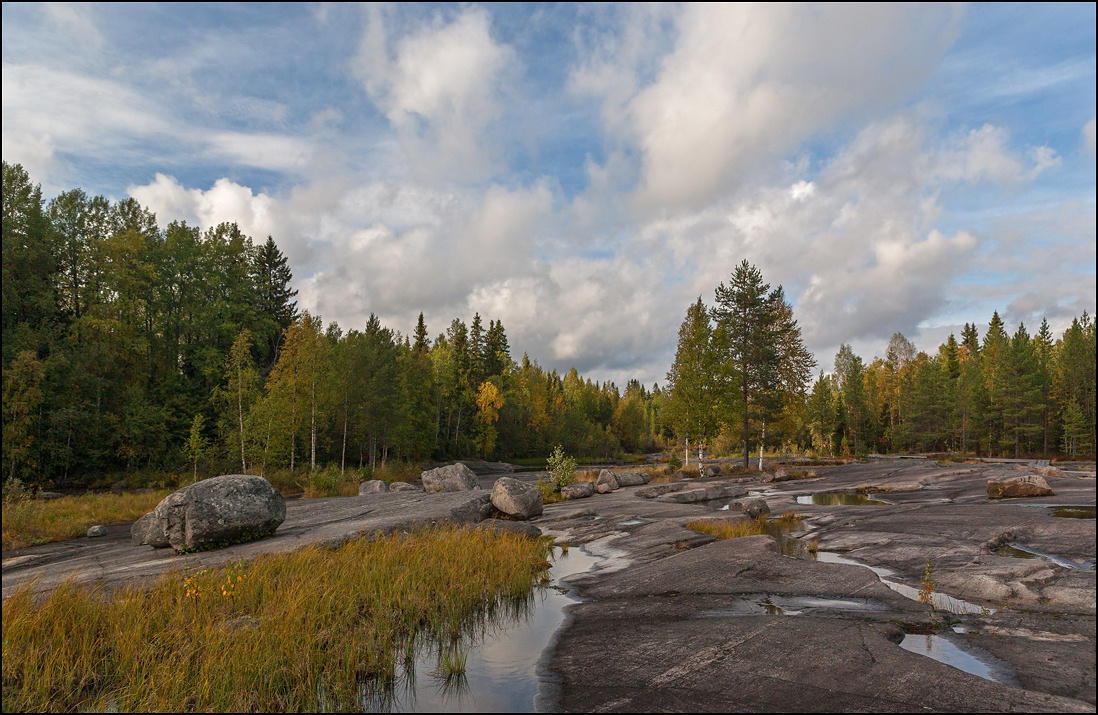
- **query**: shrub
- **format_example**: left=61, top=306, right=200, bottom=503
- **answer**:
left=546, top=445, right=577, bottom=492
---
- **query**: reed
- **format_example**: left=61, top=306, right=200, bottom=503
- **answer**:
left=2, top=525, right=553, bottom=712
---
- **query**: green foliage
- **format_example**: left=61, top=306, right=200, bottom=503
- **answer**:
left=546, top=444, right=577, bottom=491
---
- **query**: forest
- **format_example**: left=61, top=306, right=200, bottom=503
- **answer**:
left=3, top=161, right=1096, bottom=490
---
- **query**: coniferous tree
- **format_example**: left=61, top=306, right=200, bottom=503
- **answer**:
left=253, top=236, right=298, bottom=367
left=666, top=298, right=724, bottom=460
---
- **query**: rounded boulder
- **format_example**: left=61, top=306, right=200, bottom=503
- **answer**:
left=491, top=477, right=544, bottom=520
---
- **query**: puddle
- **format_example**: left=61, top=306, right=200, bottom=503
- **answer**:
left=899, top=633, right=1015, bottom=685
left=615, top=519, right=646, bottom=527
left=1049, top=505, right=1096, bottom=520
left=697, top=594, right=889, bottom=617
left=1010, top=504, right=1096, bottom=519
left=358, top=545, right=603, bottom=712
left=993, top=542, right=1095, bottom=570
left=814, top=552, right=995, bottom=615
left=796, top=493, right=891, bottom=506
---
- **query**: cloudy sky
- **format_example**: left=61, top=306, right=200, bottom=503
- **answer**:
left=3, top=3, right=1095, bottom=385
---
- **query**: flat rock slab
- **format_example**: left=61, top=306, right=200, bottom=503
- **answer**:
left=2, top=491, right=492, bottom=597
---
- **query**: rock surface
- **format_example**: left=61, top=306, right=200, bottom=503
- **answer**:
left=358, top=480, right=389, bottom=495
left=490, top=477, right=544, bottom=519
left=421, top=463, right=480, bottom=493
left=134, top=475, right=286, bottom=552
left=655, top=484, right=746, bottom=504
left=987, top=474, right=1055, bottom=499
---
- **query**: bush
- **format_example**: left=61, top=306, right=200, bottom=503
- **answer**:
left=546, top=445, right=577, bottom=492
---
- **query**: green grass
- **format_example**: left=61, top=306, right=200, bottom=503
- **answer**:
left=2, top=525, right=553, bottom=712
left=2, top=490, right=171, bottom=551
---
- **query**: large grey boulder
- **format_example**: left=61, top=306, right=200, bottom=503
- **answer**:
left=614, top=471, right=650, bottom=487
left=133, top=475, right=285, bottom=552
left=561, top=481, right=596, bottom=500
left=131, top=511, right=169, bottom=548
left=702, top=465, right=722, bottom=478
left=596, top=470, right=620, bottom=494
left=490, top=477, right=544, bottom=520
left=358, top=480, right=389, bottom=495
left=422, top=463, right=480, bottom=493
left=987, top=475, right=1054, bottom=499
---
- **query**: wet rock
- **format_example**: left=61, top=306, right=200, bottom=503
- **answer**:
left=987, top=475, right=1054, bottom=499
left=87, top=525, right=108, bottom=538
left=741, top=498, right=771, bottom=519
left=476, top=518, right=543, bottom=539
left=562, top=482, right=596, bottom=500
left=358, top=480, right=389, bottom=495
left=614, top=471, right=650, bottom=487
left=388, top=481, right=419, bottom=492
left=421, top=463, right=480, bottom=493
left=131, top=511, right=169, bottom=548
left=491, top=477, right=544, bottom=520
left=703, top=465, right=722, bottom=478
left=596, top=470, right=620, bottom=493
left=135, top=475, right=286, bottom=552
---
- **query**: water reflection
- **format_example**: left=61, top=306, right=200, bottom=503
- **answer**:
left=796, top=493, right=891, bottom=506
left=993, top=542, right=1095, bottom=570
left=899, top=633, right=1015, bottom=685
left=358, top=546, right=601, bottom=713
left=1049, top=505, right=1096, bottom=520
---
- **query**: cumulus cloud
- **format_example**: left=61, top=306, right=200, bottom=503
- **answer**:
left=352, top=6, right=517, bottom=180
left=128, top=174, right=279, bottom=241
left=573, top=4, right=964, bottom=210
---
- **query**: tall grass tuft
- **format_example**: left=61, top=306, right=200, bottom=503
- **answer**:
left=688, top=511, right=807, bottom=541
left=2, top=526, right=553, bottom=712
left=2, top=490, right=170, bottom=551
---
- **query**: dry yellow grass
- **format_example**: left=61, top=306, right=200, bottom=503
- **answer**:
left=688, top=511, right=807, bottom=540
left=2, top=525, right=553, bottom=712
left=2, top=491, right=170, bottom=551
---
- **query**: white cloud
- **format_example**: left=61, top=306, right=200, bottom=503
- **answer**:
left=1085, top=118, right=1096, bottom=157
left=128, top=173, right=278, bottom=241
left=352, top=7, right=517, bottom=180
left=572, top=4, right=964, bottom=210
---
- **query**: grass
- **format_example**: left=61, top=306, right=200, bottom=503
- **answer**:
left=688, top=511, right=811, bottom=542
left=2, top=525, right=553, bottom=712
left=2, top=490, right=171, bottom=551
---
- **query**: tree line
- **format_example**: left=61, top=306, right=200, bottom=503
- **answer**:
left=662, top=257, right=1096, bottom=460
left=2, top=163, right=667, bottom=486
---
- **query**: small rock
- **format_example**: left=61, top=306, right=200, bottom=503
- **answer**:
left=491, top=477, right=544, bottom=520
left=1037, top=466, right=1065, bottom=479
left=672, top=470, right=690, bottom=481
left=561, top=482, right=596, bottom=500
left=764, top=469, right=790, bottom=483
left=421, top=463, right=480, bottom=493
left=702, top=465, right=722, bottom=478
left=87, top=525, right=108, bottom=538
left=358, top=480, right=389, bottom=495
left=388, top=481, right=420, bottom=492
left=596, top=470, right=619, bottom=493
left=741, top=498, right=771, bottom=519
left=987, top=475, right=1054, bottom=499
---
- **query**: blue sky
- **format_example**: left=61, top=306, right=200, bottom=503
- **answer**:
left=3, top=2, right=1095, bottom=384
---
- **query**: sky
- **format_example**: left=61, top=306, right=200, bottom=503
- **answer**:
left=3, top=2, right=1095, bottom=386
